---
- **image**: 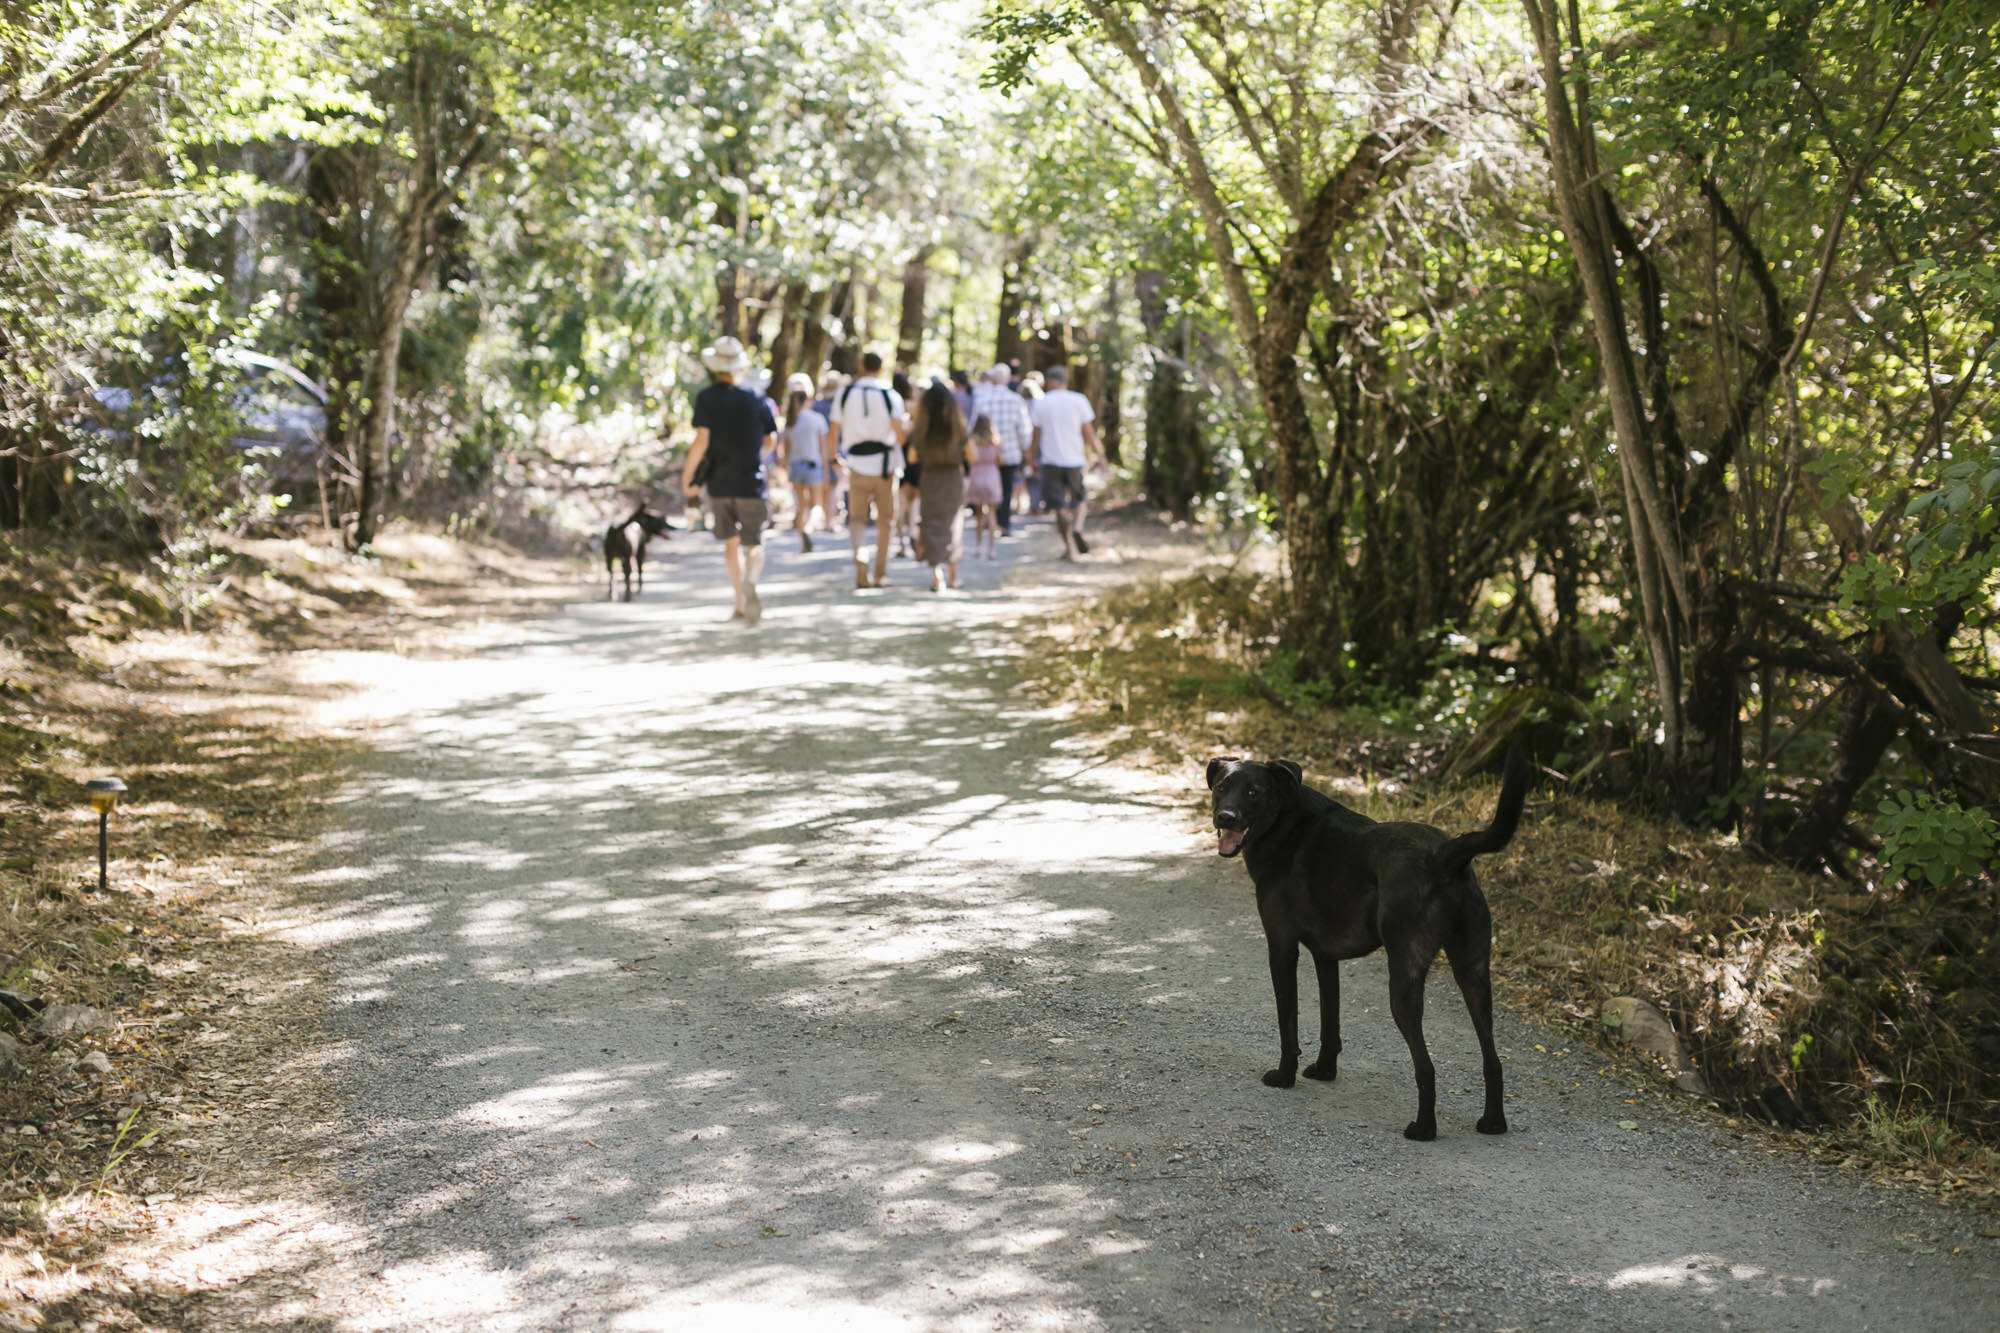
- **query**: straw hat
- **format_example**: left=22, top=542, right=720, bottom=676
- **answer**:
left=700, top=336, right=752, bottom=375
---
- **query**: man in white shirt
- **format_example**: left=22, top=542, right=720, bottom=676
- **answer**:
left=1028, top=364, right=1103, bottom=559
left=970, top=363, right=1033, bottom=537
left=825, top=350, right=908, bottom=588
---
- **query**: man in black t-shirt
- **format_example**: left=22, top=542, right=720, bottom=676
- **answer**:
left=681, top=336, right=777, bottom=625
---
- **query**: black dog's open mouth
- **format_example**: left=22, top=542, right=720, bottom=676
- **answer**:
left=1217, top=828, right=1246, bottom=858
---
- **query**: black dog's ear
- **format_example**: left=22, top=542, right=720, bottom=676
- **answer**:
left=1273, top=760, right=1303, bottom=784
left=1205, top=756, right=1240, bottom=790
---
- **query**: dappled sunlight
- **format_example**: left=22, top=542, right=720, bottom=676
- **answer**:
left=258, top=541, right=1236, bottom=1325
left=239, top=531, right=1993, bottom=1332
left=1607, top=1253, right=1841, bottom=1298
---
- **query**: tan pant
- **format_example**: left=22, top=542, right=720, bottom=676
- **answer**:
left=847, top=472, right=895, bottom=585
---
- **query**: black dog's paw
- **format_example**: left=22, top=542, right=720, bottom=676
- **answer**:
left=1302, top=1059, right=1338, bottom=1082
left=1403, top=1119, right=1437, bottom=1142
left=1476, top=1113, right=1509, bottom=1135
left=1262, top=1068, right=1297, bottom=1088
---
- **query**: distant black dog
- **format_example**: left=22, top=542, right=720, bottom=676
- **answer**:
left=604, top=502, right=672, bottom=601
left=1206, top=747, right=1532, bottom=1140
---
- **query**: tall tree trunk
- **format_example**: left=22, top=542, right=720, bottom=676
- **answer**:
left=740, top=277, right=782, bottom=353
left=764, top=279, right=808, bottom=396
left=1030, top=319, right=1070, bottom=374
left=351, top=175, right=435, bottom=549
left=716, top=264, right=741, bottom=343
left=1100, top=360, right=1124, bottom=467
left=994, top=240, right=1031, bottom=367
left=896, top=245, right=933, bottom=371
left=1097, top=272, right=1124, bottom=465
left=798, top=283, right=834, bottom=382
left=826, top=276, right=857, bottom=374
left=306, top=145, right=366, bottom=527
left=1136, top=270, right=1206, bottom=518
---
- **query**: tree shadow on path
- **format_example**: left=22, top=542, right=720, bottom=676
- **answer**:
left=248, top=519, right=1997, bottom=1331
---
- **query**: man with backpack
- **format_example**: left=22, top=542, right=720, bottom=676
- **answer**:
left=825, top=350, right=908, bottom=588
left=680, top=336, right=777, bottom=624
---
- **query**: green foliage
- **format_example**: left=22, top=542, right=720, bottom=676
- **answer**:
left=975, top=3, right=1093, bottom=93
left=1875, top=791, right=1998, bottom=889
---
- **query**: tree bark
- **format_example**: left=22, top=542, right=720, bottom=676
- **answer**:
left=896, top=246, right=933, bottom=371
left=350, top=171, right=436, bottom=548
left=305, top=144, right=366, bottom=527
left=764, top=279, right=808, bottom=397
left=798, top=283, right=833, bottom=382
left=716, top=264, right=742, bottom=343
left=826, top=276, right=857, bottom=374
left=994, top=240, right=1031, bottom=368
left=1136, top=269, right=1207, bottom=519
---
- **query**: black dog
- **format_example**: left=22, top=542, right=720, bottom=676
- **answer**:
left=1206, top=746, right=1532, bottom=1140
left=604, top=502, right=672, bottom=601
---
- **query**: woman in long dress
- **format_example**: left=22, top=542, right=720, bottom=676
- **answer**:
left=908, top=379, right=971, bottom=591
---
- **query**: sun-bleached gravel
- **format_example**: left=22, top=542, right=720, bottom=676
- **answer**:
left=219, top=511, right=2000, bottom=1330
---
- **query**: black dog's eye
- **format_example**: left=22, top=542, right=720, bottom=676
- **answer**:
left=1248, top=786, right=1261, bottom=798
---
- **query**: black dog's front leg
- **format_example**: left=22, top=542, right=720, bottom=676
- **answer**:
left=1263, top=939, right=1302, bottom=1087
left=1303, top=948, right=1341, bottom=1081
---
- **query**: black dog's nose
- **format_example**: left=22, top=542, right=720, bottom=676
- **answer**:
left=1215, top=808, right=1244, bottom=829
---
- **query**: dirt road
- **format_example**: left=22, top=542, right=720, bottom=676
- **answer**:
left=242, top=517, right=1997, bottom=1330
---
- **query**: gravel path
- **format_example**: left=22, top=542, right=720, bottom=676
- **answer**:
left=267, top=513, right=1998, bottom=1330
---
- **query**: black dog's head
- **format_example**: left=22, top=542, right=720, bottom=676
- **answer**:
left=1205, top=757, right=1303, bottom=858
left=632, top=505, right=672, bottom=538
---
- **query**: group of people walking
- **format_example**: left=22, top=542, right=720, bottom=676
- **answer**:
left=676, top=336, right=1104, bottom=623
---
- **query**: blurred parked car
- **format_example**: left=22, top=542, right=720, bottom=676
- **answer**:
left=76, top=348, right=341, bottom=495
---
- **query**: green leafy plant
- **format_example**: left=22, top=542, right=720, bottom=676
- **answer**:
left=1875, top=790, right=1998, bottom=887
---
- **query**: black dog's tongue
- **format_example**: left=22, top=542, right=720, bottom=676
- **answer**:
left=1218, top=828, right=1246, bottom=857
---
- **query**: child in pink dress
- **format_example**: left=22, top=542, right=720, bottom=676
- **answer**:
left=963, top=414, right=1004, bottom=558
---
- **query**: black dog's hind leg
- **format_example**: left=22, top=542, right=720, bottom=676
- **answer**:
left=1446, top=904, right=1507, bottom=1134
left=1303, top=948, right=1341, bottom=1081
left=1263, top=938, right=1302, bottom=1087
left=1388, top=945, right=1438, bottom=1140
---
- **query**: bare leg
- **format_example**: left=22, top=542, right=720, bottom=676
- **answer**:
left=725, top=537, right=745, bottom=614
left=873, top=483, right=893, bottom=584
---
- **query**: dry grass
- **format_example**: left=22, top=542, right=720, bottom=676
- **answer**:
left=1016, top=562, right=2000, bottom=1212
left=0, top=522, right=579, bottom=1329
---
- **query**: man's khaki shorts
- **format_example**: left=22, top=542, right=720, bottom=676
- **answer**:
left=710, top=496, right=768, bottom=545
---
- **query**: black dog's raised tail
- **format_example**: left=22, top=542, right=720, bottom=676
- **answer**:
left=1431, top=744, right=1533, bottom=877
